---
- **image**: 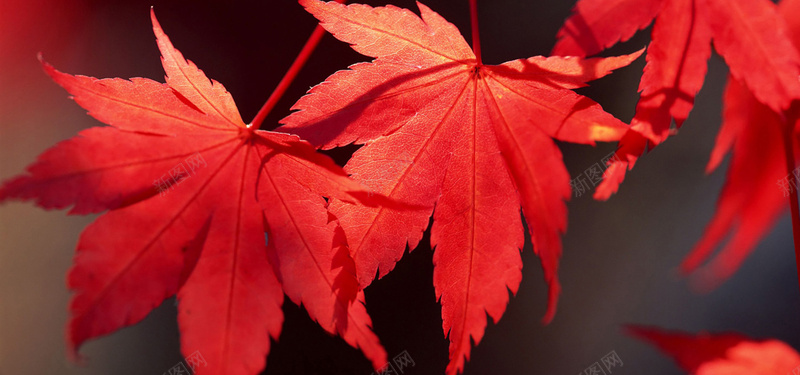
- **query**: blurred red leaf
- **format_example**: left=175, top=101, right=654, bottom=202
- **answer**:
left=680, top=0, right=800, bottom=289
left=629, top=325, right=800, bottom=374
left=554, top=0, right=800, bottom=199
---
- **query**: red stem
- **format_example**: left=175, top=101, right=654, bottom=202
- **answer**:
left=469, top=0, right=482, bottom=64
left=250, top=0, right=346, bottom=129
left=781, top=107, right=800, bottom=295
left=250, top=25, right=326, bottom=129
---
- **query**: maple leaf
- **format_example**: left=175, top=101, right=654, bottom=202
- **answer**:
left=279, top=1, right=641, bottom=373
left=678, top=0, right=800, bottom=289
left=628, top=325, right=800, bottom=374
left=553, top=0, right=800, bottom=199
left=0, top=10, right=389, bottom=374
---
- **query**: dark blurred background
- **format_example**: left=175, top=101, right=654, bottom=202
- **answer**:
left=1, top=0, right=798, bottom=374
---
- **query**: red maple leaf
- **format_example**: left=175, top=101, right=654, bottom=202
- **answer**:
left=628, top=325, right=800, bottom=374
left=0, top=11, right=389, bottom=375
left=280, top=1, right=641, bottom=373
left=553, top=0, right=800, bottom=199
left=679, top=0, right=800, bottom=289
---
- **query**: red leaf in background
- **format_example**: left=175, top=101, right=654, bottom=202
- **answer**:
left=280, top=1, right=641, bottom=373
left=680, top=77, right=792, bottom=289
left=553, top=0, right=800, bottom=199
left=628, top=326, right=800, bottom=374
left=0, top=11, right=388, bottom=374
left=679, top=0, right=800, bottom=289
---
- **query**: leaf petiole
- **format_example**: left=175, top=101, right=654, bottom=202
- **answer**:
left=469, top=0, right=482, bottom=65
left=250, top=0, right=346, bottom=130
